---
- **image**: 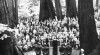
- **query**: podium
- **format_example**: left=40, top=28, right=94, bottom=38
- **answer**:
left=49, top=40, right=60, bottom=55
left=53, top=40, right=57, bottom=55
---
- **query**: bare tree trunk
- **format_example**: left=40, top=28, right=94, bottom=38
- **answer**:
left=11, top=0, right=18, bottom=28
left=0, top=0, right=18, bottom=28
left=54, top=0, right=62, bottom=20
left=39, top=0, right=55, bottom=22
left=78, top=0, right=98, bottom=55
left=66, top=0, right=77, bottom=18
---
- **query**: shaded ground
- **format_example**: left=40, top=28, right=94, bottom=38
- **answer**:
left=24, top=49, right=80, bottom=55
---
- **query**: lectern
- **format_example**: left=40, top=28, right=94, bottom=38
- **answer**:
left=49, top=40, right=61, bottom=55
left=53, top=40, right=57, bottom=55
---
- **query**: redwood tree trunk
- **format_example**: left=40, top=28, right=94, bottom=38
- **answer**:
left=66, top=0, right=77, bottom=18
left=11, top=0, right=18, bottom=28
left=0, top=0, right=18, bottom=28
left=39, top=0, right=55, bottom=22
left=78, top=0, right=98, bottom=55
left=55, top=0, right=62, bottom=20
left=0, top=0, right=8, bottom=24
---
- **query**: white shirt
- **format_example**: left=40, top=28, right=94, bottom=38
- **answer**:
left=31, top=38, right=35, bottom=44
left=33, top=29, right=37, bottom=34
left=26, top=34, right=30, bottom=40
left=23, top=39, right=26, bottom=45
left=27, top=41, right=31, bottom=47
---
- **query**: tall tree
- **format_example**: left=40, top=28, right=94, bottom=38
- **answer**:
left=39, top=0, right=55, bottom=22
left=78, top=0, right=98, bottom=55
left=66, top=0, right=77, bottom=18
left=0, top=0, right=18, bottom=28
left=54, top=0, right=62, bottom=20
left=0, top=0, right=8, bottom=24
left=11, top=0, right=18, bottom=28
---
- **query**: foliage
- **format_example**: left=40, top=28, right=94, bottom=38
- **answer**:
left=18, top=0, right=40, bottom=18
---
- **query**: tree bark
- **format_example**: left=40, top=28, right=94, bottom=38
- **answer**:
left=0, top=0, right=8, bottom=24
left=66, top=0, right=77, bottom=18
left=0, top=0, right=18, bottom=28
left=39, top=0, right=55, bottom=22
left=54, top=0, right=62, bottom=20
left=11, top=0, right=18, bottom=28
left=78, top=0, right=98, bottom=55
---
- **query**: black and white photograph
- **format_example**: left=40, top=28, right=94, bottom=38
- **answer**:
left=0, top=0, right=100, bottom=55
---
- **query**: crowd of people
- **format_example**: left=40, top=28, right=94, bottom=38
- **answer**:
left=13, top=16, right=80, bottom=52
